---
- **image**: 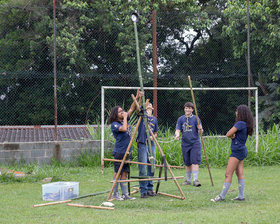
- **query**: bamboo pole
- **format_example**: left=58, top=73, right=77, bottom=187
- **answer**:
left=103, top=158, right=184, bottom=169
left=67, top=203, right=114, bottom=210
left=33, top=200, right=72, bottom=208
left=110, top=176, right=184, bottom=183
left=132, top=16, right=154, bottom=172
left=187, top=76, right=214, bottom=186
left=130, top=187, right=140, bottom=195
left=157, top=192, right=184, bottom=200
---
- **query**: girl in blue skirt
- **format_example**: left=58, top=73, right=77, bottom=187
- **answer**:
left=211, top=104, right=254, bottom=202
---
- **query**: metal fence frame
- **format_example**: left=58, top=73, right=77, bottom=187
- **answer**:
left=101, top=86, right=258, bottom=171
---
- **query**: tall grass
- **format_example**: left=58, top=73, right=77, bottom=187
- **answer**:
left=158, top=124, right=280, bottom=167
left=86, top=123, right=279, bottom=168
left=158, top=124, right=279, bottom=167
left=72, top=123, right=280, bottom=168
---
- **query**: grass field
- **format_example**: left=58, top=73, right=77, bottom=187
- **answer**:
left=0, top=166, right=279, bottom=224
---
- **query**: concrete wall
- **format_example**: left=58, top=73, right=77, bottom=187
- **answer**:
left=0, top=140, right=112, bottom=164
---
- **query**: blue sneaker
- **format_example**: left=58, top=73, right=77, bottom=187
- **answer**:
left=141, top=193, right=148, bottom=198
left=231, top=196, right=245, bottom=201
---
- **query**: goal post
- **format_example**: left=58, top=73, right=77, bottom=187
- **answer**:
left=101, top=86, right=258, bottom=172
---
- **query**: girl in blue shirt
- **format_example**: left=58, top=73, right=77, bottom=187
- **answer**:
left=108, top=90, right=142, bottom=200
left=211, top=104, right=254, bottom=202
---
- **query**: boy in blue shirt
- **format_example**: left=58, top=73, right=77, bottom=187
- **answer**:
left=175, top=102, right=203, bottom=187
left=137, top=102, right=158, bottom=198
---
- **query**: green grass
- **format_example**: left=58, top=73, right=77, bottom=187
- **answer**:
left=0, top=166, right=280, bottom=224
left=0, top=124, right=278, bottom=223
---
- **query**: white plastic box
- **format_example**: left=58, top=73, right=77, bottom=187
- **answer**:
left=42, top=182, right=79, bottom=201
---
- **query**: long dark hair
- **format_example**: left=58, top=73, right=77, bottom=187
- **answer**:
left=236, top=104, right=254, bottom=136
left=108, top=106, right=120, bottom=124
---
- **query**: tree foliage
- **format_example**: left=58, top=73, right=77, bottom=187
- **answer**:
left=223, top=0, right=280, bottom=128
left=0, top=0, right=278, bottom=129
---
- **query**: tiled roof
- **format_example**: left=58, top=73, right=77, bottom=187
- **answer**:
left=0, top=125, right=96, bottom=143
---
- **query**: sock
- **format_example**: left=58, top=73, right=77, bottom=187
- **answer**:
left=113, top=179, right=119, bottom=194
left=238, top=179, right=245, bottom=199
left=220, top=182, right=231, bottom=199
left=192, top=170, right=199, bottom=181
left=120, top=182, right=127, bottom=195
left=186, top=171, right=191, bottom=182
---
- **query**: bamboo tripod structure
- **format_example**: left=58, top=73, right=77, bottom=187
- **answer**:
left=106, top=95, right=185, bottom=201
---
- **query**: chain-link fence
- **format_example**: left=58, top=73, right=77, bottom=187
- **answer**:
left=0, top=3, right=255, bottom=128
left=102, top=87, right=258, bottom=136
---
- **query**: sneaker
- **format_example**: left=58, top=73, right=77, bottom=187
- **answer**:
left=141, top=192, right=148, bottom=198
left=182, top=181, right=192, bottom=186
left=122, top=194, right=136, bottom=200
left=193, top=180, right=201, bottom=187
left=211, top=195, right=224, bottom=202
left=231, top=196, right=245, bottom=201
left=147, top=190, right=156, bottom=197
left=112, top=193, right=124, bottom=201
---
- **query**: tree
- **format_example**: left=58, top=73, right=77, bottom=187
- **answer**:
left=0, top=0, right=258, bottom=128
left=223, top=0, right=280, bottom=128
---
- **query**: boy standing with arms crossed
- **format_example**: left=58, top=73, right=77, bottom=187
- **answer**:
left=175, top=102, right=203, bottom=187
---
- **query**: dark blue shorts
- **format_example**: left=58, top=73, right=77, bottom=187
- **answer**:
left=112, top=152, right=130, bottom=173
left=230, top=147, right=248, bottom=160
left=181, top=142, right=201, bottom=166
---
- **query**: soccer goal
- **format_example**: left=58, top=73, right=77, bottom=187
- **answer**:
left=101, top=86, right=258, bottom=170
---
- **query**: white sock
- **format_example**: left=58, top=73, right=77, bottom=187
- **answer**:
left=186, top=171, right=191, bottom=182
left=192, top=170, right=199, bottom=181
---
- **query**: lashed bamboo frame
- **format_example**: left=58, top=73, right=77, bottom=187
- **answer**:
left=106, top=94, right=185, bottom=201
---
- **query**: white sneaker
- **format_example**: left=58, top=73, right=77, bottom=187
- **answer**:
left=112, top=192, right=124, bottom=201
left=211, top=195, right=224, bottom=202
left=122, top=194, right=136, bottom=200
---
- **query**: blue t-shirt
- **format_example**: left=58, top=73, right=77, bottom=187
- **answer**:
left=231, top=121, right=248, bottom=150
left=176, top=115, right=201, bottom=147
left=137, top=115, right=158, bottom=145
left=111, top=119, right=132, bottom=154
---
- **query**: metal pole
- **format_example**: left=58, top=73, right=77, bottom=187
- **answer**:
left=101, top=86, right=105, bottom=173
left=255, top=88, right=258, bottom=153
left=152, top=10, right=158, bottom=118
left=247, top=0, right=252, bottom=108
left=53, top=0, right=58, bottom=141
